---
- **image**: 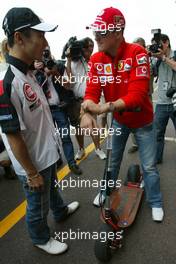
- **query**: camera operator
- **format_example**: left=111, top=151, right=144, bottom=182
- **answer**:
left=34, top=47, right=82, bottom=175
left=65, top=37, right=106, bottom=160
left=151, top=34, right=176, bottom=164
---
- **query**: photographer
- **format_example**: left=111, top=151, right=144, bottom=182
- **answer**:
left=34, top=47, right=82, bottom=175
left=65, top=37, right=106, bottom=160
left=151, top=34, right=176, bottom=164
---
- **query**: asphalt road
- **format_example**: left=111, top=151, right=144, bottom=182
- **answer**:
left=0, top=97, right=176, bottom=264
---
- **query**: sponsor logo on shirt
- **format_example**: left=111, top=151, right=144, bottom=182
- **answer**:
left=136, top=66, right=149, bottom=77
left=118, top=60, right=125, bottom=71
left=124, top=58, right=132, bottom=71
left=117, top=58, right=132, bottom=72
left=104, top=64, right=112, bottom=74
left=95, top=63, right=104, bottom=74
left=23, top=83, right=37, bottom=102
left=29, top=98, right=41, bottom=112
left=136, top=53, right=148, bottom=65
left=95, top=63, right=112, bottom=75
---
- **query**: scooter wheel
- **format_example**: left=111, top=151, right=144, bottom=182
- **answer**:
left=125, top=164, right=141, bottom=184
left=94, top=223, right=113, bottom=262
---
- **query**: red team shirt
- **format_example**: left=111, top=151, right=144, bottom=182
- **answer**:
left=84, top=40, right=153, bottom=128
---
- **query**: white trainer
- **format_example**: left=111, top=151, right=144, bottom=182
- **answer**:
left=75, top=148, right=85, bottom=160
left=67, top=201, right=80, bottom=215
left=35, top=237, right=68, bottom=254
left=93, top=192, right=106, bottom=207
left=152, top=208, right=164, bottom=222
left=95, top=148, right=107, bottom=160
left=140, top=180, right=145, bottom=188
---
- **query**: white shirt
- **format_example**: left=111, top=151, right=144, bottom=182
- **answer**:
left=0, top=56, right=59, bottom=175
left=65, top=58, right=88, bottom=98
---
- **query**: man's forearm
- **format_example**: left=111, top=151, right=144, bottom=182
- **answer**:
left=6, top=132, right=38, bottom=176
left=81, top=98, right=126, bottom=115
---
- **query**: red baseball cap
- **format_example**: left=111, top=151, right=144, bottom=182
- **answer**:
left=87, top=7, right=125, bottom=31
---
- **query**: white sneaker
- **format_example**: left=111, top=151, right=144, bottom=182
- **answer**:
left=75, top=148, right=85, bottom=160
left=152, top=208, right=164, bottom=222
left=67, top=201, right=80, bottom=215
left=140, top=180, right=145, bottom=188
left=93, top=192, right=106, bottom=207
left=35, top=237, right=68, bottom=254
left=95, top=149, right=106, bottom=160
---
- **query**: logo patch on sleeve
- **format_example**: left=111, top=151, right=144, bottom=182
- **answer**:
left=136, top=66, right=149, bottom=77
left=136, top=53, right=148, bottom=65
left=124, top=58, right=132, bottom=71
left=23, top=83, right=37, bottom=102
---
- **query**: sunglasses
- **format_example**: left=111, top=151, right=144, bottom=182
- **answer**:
left=93, top=30, right=112, bottom=38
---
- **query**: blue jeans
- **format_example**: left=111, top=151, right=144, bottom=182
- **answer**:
left=154, top=104, right=176, bottom=163
left=51, top=108, right=76, bottom=167
left=18, top=163, right=68, bottom=244
left=111, top=120, right=162, bottom=208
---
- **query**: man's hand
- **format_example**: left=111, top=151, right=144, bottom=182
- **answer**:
left=34, top=61, right=44, bottom=70
left=6, top=132, right=45, bottom=191
left=81, top=100, right=110, bottom=115
left=151, top=48, right=165, bottom=60
left=44, top=65, right=58, bottom=76
left=80, top=113, right=98, bottom=130
left=27, top=173, right=44, bottom=191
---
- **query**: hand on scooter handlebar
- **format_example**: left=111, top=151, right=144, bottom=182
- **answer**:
left=81, top=100, right=110, bottom=115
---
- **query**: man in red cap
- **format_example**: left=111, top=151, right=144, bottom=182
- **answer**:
left=81, top=7, right=164, bottom=221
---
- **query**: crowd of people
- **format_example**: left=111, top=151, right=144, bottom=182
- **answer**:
left=0, top=5, right=175, bottom=256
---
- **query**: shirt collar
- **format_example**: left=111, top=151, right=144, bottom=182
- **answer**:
left=6, top=55, right=29, bottom=75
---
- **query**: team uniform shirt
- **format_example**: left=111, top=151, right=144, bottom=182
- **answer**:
left=157, top=50, right=176, bottom=105
left=0, top=55, right=59, bottom=175
left=85, top=40, right=153, bottom=128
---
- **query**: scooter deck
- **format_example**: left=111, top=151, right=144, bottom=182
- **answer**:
left=109, top=185, right=143, bottom=228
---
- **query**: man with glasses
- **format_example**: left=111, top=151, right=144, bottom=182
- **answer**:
left=81, top=7, right=164, bottom=221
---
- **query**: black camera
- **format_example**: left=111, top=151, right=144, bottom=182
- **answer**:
left=149, top=29, right=163, bottom=53
left=166, top=87, right=176, bottom=115
left=42, top=49, right=66, bottom=76
left=43, top=49, right=56, bottom=70
left=61, top=36, right=84, bottom=61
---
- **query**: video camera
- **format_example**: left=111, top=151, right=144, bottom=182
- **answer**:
left=43, top=48, right=56, bottom=70
left=61, top=36, right=85, bottom=61
left=149, top=29, right=162, bottom=54
left=43, top=48, right=66, bottom=74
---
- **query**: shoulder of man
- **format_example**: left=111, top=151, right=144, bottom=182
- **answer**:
left=0, top=66, right=20, bottom=133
